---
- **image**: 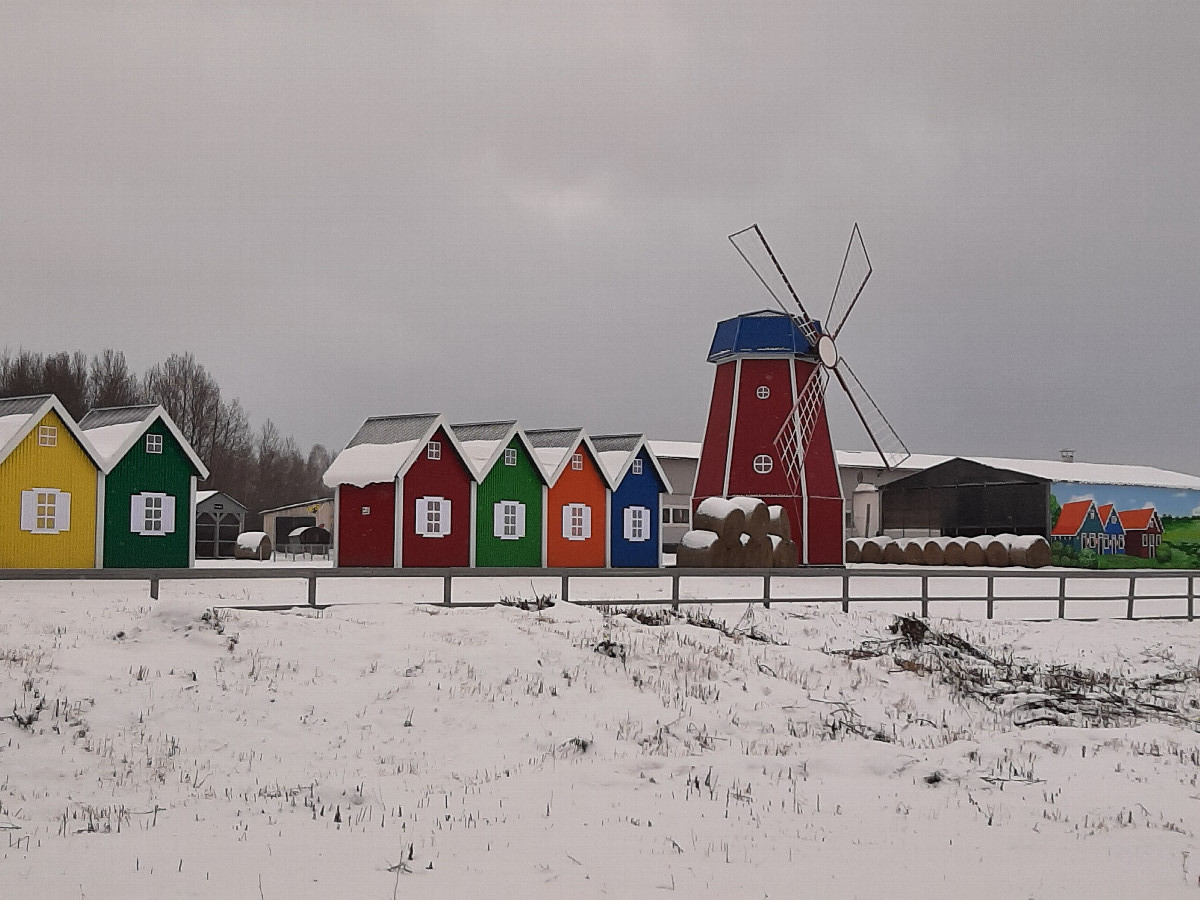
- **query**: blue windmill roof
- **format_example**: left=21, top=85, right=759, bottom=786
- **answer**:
left=707, top=310, right=821, bottom=362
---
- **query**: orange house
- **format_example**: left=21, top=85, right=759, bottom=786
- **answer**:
left=526, top=428, right=610, bottom=568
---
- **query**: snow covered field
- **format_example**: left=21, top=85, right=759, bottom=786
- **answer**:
left=3, top=579, right=1200, bottom=898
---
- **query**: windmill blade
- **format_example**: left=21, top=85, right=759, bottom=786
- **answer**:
left=825, top=223, right=872, bottom=340
left=829, top=356, right=910, bottom=469
left=772, top=365, right=829, bottom=493
left=729, top=225, right=821, bottom=346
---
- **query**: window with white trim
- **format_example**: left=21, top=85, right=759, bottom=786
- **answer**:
left=662, top=508, right=671, bottom=524
left=20, top=488, right=71, bottom=534
left=753, top=454, right=773, bottom=474
left=623, top=506, right=650, bottom=542
left=38, top=425, right=57, bottom=447
left=415, top=496, right=451, bottom=537
left=145, top=433, right=163, bottom=454
left=571, top=452, right=583, bottom=471
left=131, top=492, right=176, bottom=536
left=631, top=458, right=643, bottom=476
left=493, top=500, right=526, bottom=540
left=756, top=385, right=770, bottom=399
left=427, top=441, right=441, bottom=460
left=672, top=508, right=690, bottom=524
left=503, top=448, right=517, bottom=467
left=562, top=503, right=591, bottom=541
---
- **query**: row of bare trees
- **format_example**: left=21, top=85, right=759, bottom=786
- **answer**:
left=0, top=349, right=333, bottom=527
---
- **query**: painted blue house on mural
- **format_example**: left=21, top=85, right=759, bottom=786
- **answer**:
left=1096, top=504, right=1126, bottom=555
left=592, top=434, right=671, bottom=568
left=1050, top=499, right=1106, bottom=553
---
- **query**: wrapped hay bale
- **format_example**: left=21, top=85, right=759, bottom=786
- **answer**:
left=882, top=540, right=907, bottom=565
left=901, top=538, right=926, bottom=565
left=962, top=538, right=987, bottom=567
left=858, top=536, right=893, bottom=564
left=234, top=531, right=272, bottom=561
left=693, top=497, right=747, bottom=544
left=942, top=538, right=966, bottom=566
left=742, top=533, right=773, bottom=568
left=922, top=538, right=948, bottom=566
left=729, top=496, right=770, bottom=540
left=983, top=536, right=1012, bottom=567
left=676, top=529, right=719, bottom=568
left=845, top=538, right=862, bottom=563
left=771, top=535, right=800, bottom=567
left=767, top=505, right=792, bottom=541
left=1007, top=535, right=1052, bottom=568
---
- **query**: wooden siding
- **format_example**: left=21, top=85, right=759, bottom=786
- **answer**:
left=102, top=421, right=194, bottom=568
left=336, top=482, right=396, bottom=567
left=608, top=448, right=663, bottom=568
left=473, top=437, right=543, bottom=567
left=545, top=445, right=607, bottom=568
left=399, top=426, right=472, bottom=568
left=0, top=410, right=98, bottom=568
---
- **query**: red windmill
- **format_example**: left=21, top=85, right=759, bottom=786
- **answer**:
left=692, top=224, right=909, bottom=564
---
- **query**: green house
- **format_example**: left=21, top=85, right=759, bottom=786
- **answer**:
left=450, top=421, right=546, bottom=567
left=79, top=405, right=209, bottom=568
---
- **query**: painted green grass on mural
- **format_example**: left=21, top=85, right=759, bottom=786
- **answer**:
left=1095, top=554, right=1197, bottom=570
left=1163, top=516, right=1200, bottom=543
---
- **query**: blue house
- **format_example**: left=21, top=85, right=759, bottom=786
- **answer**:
left=1096, top=504, right=1126, bottom=555
left=1050, top=499, right=1105, bottom=553
left=592, top=434, right=671, bottom=568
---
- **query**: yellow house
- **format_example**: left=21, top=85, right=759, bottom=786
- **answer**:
left=0, top=395, right=104, bottom=568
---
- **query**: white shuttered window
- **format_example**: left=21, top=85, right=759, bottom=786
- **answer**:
left=493, top=501, right=526, bottom=540
left=415, top=497, right=451, bottom=538
left=130, top=492, right=176, bottom=536
left=20, top=489, right=70, bottom=534
left=623, top=506, right=650, bottom=542
left=563, top=503, right=590, bottom=541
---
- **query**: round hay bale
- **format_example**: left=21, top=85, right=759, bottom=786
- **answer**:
left=773, top=536, right=800, bottom=567
left=858, top=536, right=892, bottom=564
left=942, top=538, right=966, bottom=566
left=721, top=537, right=746, bottom=568
left=676, top=530, right=719, bottom=568
left=845, top=538, right=862, bottom=564
left=693, top=498, right=747, bottom=544
left=882, top=540, right=907, bottom=565
left=742, top=533, right=773, bottom=568
left=1007, top=535, right=1052, bottom=568
left=234, top=531, right=272, bottom=561
left=962, top=538, right=987, bottom=567
left=729, top=496, right=770, bottom=541
left=983, top=536, right=1011, bottom=567
left=767, top=505, right=792, bottom=540
left=922, top=538, right=947, bottom=566
left=901, top=539, right=926, bottom=565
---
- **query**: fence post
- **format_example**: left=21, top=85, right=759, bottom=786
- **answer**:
left=443, top=575, right=452, bottom=607
left=671, top=573, right=680, bottom=612
left=308, top=574, right=318, bottom=607
left=762, top=574, right=771, bottom=610
left=1126, top=577, right=1136, bottom=621
left=986, top=575, right=994, bottom=621
left=560, top=574, right=569, bottom=604
left=1058, top=575, right=1066, bottom=620
left=149, top=576, right=159, bottom=601
left=1190, top=576, right=1195, bottom=623
left=920, top=576, right=928, bottom=618
left=841, top=574, right=850, bottom=614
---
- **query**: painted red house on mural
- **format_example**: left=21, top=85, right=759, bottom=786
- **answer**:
left=323, top=413, right=474, bottom=568
left=1117, top=508, right=1163, bottom=559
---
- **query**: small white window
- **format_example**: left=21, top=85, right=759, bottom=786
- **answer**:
left=131, top=492, right=176, bottom=536
left=427, top=441, right=441, bottom=460
left=562, top=503, right=591, bottom=541
left=20, top=489, right=71, bottom=534
left=38, top=425, right=57, bottom=447
left=361, top=506, right=371, bottom=516
left=145, top=434, right=163, bottom=454
left=662, top=508, right=671, bottom=524
left=493, top=500, right=526, bottom=540
left=756, top=385, right=770, bottom=400
left=631, top=458, right=643, bottom=476
left=753, top=454, right=773, bottom=474
left=571, top=452, right=583, bottom=471
left=623, top=506, right=650, bottom=542
left=672, top=508, right=690, bottom=524
left=415, top=496, right=451, bottom=538
left=504, top=448, right=517, bottom=467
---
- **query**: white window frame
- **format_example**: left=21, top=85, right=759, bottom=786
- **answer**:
left=563, top=503, right=591, bottom=541
left=493, top=500, right=526, bottom=541
left=145, top=433, right=163, bottom=454
left=131, top=491, right=176, bottom=536
left=753, top=454, right=773, bottom=474
left=38, top=425, right=57, bottom=447
left=415, top=496, right=451, bottom=538
left=631, top=458, right=643, bottom=476
left=571, top=452, right=583, bottom=471
left=20, top=488, right=71, bottom=535
left=503, top=448, right=517, bottom=467
left=756, top=385, right=770, bottom=400
left=427, top=441, right=441, bottom=460
left=623, top=505, right=650, bottom=542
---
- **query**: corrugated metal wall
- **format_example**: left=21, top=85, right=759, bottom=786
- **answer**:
left=474, top=438, right=542, bottom=566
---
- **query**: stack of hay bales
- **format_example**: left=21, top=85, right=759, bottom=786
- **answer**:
left=676, top=497, right=798, bottom=568
left=845, top=533, right=1051, bottom=568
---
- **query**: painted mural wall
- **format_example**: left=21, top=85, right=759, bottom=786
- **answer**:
left=1049, top=481, right=1200, bottom=569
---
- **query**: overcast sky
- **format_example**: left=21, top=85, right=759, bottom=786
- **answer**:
left=3, top=2, right=1198, bottom=474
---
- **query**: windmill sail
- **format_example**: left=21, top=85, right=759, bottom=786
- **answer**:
left=728, top=225, right=822, bottom=347
left=773, top=366, right=829, bottom=493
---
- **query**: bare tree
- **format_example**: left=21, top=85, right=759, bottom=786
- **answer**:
left=88, top=350, right=145, bottom=409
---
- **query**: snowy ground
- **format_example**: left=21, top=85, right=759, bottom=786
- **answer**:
left=3, top=579, right=1200, bottom=898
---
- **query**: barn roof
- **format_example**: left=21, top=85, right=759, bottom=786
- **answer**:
left=79, top=404, right=209, bottom=477
left=1051, top=499, right=1096, bottom=536
left=707, top=310, right=819, bottom=363
left=324, top=413, right=472, bottom=488
left=591, top=433, right=672, bottom=492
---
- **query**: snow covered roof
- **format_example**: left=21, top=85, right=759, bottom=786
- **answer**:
left=449, top=421, right=525, bottom=480
left=324, top=413, right=473, bottom=488
left=196, top=490, right=247, bottom=511
left=524, top=427, right=610, bottom=487
left=0, top=394, right=105, bottom=471
left=647, top=440, right=702, bottom=460
left=197, top=490, right=217, bottom=503
left=591, top=433, right=672, bottom=492
left=78, top=404, right=208, bottom=477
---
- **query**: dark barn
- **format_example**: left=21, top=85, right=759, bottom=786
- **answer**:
left=880, top=458, right=1051, bottom=538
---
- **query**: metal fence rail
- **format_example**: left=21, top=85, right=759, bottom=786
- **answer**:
left=0, top=566, right=1196, bottom=621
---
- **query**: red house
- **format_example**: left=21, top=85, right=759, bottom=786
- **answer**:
left=323, top=413, right=474, bottom=568
left=1117, top=508, right=1163, bottom=559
